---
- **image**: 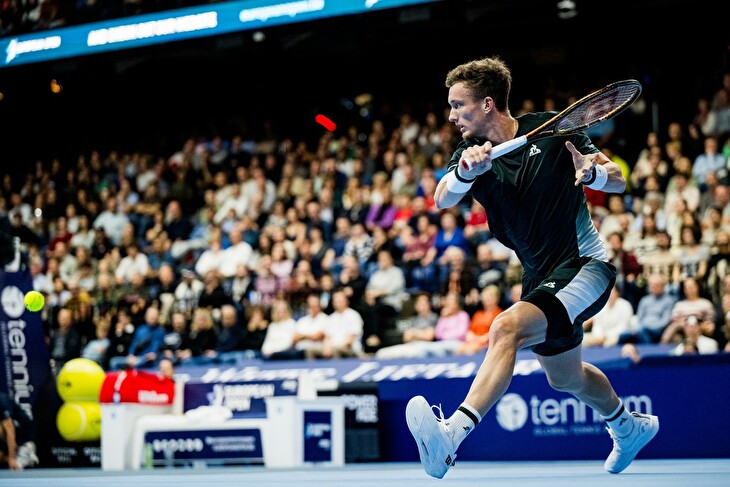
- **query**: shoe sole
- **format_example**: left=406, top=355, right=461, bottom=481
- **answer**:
left=606, top=415, right=659, bottom=474
left=406, top=395, right=449, bottom=479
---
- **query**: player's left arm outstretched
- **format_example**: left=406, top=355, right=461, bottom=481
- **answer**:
left=567, top=140, right=626, bottom=193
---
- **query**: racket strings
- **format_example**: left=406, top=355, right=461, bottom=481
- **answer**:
left=555, top=82, right=641, bottom=134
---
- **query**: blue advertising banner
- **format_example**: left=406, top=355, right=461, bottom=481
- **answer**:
left=183, top=378, right=298, bottom=418
left=303, top=410, right=332, bottom=463
left=144, top=428, right=264, bottom=466
left=0, top=0, right=441, bottom=68
left=377, top=355, right=730, bottom=461
left=0, top=269, right=51, bottom=421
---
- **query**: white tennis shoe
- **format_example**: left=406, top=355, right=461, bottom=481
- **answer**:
left=15, top=441, right=39, bottom=470
left=604, top=412, right=659, bottom=474
left=405, top=395, right=457, bottom=479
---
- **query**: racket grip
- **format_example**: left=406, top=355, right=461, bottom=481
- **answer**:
left=490, top=135, right=528, bottom=159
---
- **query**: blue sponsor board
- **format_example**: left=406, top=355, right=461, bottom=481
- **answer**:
left=144, top=428, right=264, bottom=466
left=183, top=378, right=298, bottom=418
left=378, top=354, right=730, bottom=461
left=0, top=270, right=51, bottom=420
left=303, top=410, right=332, bottom=463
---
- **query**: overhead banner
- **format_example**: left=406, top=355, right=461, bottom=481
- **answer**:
left=0, top=0, right=441, bottom=68
left=0, top=269, right=51, bottom=421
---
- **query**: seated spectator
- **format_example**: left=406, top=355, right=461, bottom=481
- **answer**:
left=619, top=274, right=676, bottom=344
left=438, top=245, right=476, bottom=301
left=104, top=308, right=135, bottom=370
left=639, top=230, right=680, bottom=288
left=471, top=242, right=507, bottom=300
left=422, top=292, right=470, bottom=357
left=285, top=293, right=328, bottom=360
left=342, top=222, right=374, bottom=269
left=252, top=254, right=284, bottom=309
left=399, top=215, right=438, bottom=292
left=238, top=304, right=269, bottom=360
left=80, top=317, right=111, bottom=367
left=48, top=307, right=83, bottom=376
left=219, top=223, right=254, bottom=278
left=306, top=290, right=364, bottom=359
left=359, top=249, right=408, bottom=354
left=160, top=311, right=189, bottom=366
left=261, top=299, right=296, bottom=359
left=605, top=231, right=643, bottom=310
left=583, top=285, right=635, bottom=348
left=433, top=210, right=470, bottom=260
left=197, top=269, right=234, bottom=312
left=285, top=258, right=320, bottom=313
left=145, top=235, right=175, bottom=282
left=174, top=269, right=204, bottom=317
left=194, top=232, right=226, bottom=277
left=463, top=199, right=490, bottom=246
left=109, top=306, right=165, bottom=371
left=117, top=272, right=152, bottom=320
left=177, top=308, right=218, bottom=365
left=207, top=304, right=246, bottom=364
left=675, top=223, right=710, bottom=282
left=114, top=242, right=149, bottom=285
left=661, top=277, right=716, bottom=345
left=227, top=263, right=254, bottom=308
left=670, top=315, right=719, bottom=355
left=455, top=284, right=503, bottom=355
left=375, top=292, right=438, bottom=359
left=335, top=254, right=368, bottom=310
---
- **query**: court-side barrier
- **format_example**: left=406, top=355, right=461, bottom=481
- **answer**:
left=101, top=373, right=346, bottom=470
left=377, top=353, right=730, bottom=461
left=101, top=347, right=730, bottom=468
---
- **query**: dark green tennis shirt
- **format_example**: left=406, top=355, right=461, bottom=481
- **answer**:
left=447, top=112, right=608, bottom=280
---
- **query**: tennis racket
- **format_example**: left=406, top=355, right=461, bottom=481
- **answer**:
left=463, top=79, right=642, bottom=168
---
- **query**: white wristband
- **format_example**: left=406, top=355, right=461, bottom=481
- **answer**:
left=586, top=164, right=608, bottom=190
left=445, top=170, right=474, bottom=193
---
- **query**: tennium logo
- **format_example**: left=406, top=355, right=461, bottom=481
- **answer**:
left=495, top=393, right=653, bottom=436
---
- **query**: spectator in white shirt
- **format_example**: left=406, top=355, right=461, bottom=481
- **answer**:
left=219, top=224, right=254, bottom=278
left=93, top=196, right=130, bottom=246
left=292, top=293, right=329, bottom=358
left=195, top=233, right=226, bottom=277
left=214, top=182, right=249, bottom=225
left=306, top=290, right=364, bottom=359
left=583, top=285, right=635, bottom=347
left=114, top=242, right=150, bottom=285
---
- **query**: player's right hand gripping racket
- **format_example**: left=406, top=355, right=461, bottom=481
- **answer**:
left=464, top=79, right=642, bottom=168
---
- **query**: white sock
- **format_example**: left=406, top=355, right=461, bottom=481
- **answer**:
left=603, top=400, right=634, bottom=437
left=448, top=402, right=482, bottom=446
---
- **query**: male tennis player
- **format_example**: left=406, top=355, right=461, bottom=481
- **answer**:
left=406, top=56, right=659, bottom=479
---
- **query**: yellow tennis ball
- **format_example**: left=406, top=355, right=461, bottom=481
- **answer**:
left=56, top=401, right=102, bottom=442
left=56, top=358, right=106, bottom=402
left=24, top=290, right=44, bottom=312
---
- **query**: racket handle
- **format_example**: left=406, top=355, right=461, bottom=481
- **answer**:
left=490, top=135, right=527, bottom=159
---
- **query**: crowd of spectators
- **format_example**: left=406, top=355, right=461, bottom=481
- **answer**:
left=2, top=67, right=730, bottom=377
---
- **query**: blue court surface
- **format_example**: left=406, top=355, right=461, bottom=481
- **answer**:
left=2, top=460, right=729, bottom=487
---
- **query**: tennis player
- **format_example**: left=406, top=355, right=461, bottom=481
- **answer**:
left=406, top=56, right=659, bottom=479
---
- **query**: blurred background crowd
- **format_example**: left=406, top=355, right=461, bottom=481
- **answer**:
left=0, top=0, right=728, bottom=378
left=1, top=65, right=729, bottom=376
